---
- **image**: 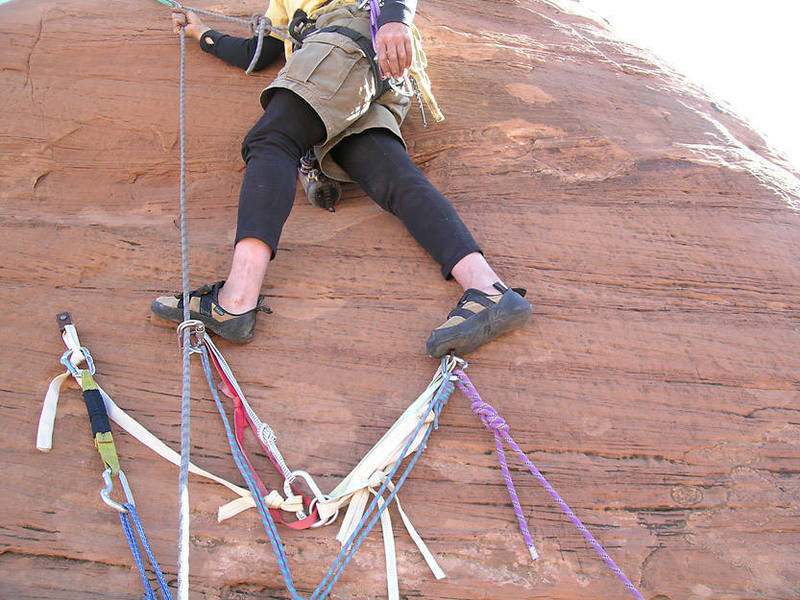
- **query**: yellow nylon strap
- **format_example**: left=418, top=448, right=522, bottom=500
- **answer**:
left=408, top=24, right=444, bottom=123
left=308, top=0, right=356, bottom=20
left=95, top=432, right=121, bottom=475
left=80, top=369, right=97, bottom=392
left=80, top=371, right=121, bottom=474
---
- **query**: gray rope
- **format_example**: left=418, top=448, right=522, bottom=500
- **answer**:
left=246, top=16, right=267, bottom=75
left=177, top=26, right=192, bottom=600
left=167, top=1, right=293, bottom=43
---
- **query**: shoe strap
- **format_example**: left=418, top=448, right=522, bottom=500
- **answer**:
left=493, top=282, right=527, bottom=297
left=447, top=289, right=498, bottom=319
left=175, top=281, right=225, bottom=313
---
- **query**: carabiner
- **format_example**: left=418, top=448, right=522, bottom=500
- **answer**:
left=284, top=470, right=328, bottom=507
left=176, top=319, right=205, bottom=353
left=60, top=346, right=95, bottom=378
left=308, top=498, right=339, bottom=528
left=100, top=468, right=135, bottom=513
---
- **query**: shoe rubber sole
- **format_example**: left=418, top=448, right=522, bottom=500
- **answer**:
left=426, top=290, right=532, bottom=358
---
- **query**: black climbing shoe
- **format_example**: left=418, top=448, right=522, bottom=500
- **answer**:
left=426, top=283, right=531, bottom=358
left=150, top=281, right=270, bottom=344
left=299, top=151, right=341, bottom=212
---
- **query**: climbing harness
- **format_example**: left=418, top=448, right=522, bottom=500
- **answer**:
left=155, top=0, right=442, bottom=124
left=38, top=313, right=174, bottom=600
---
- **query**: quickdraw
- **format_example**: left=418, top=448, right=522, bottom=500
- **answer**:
left=45, top=313, right=174, bottom=600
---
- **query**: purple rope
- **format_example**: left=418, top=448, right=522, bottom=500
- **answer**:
left=367, top=0, right=380, bottom=46
left=454, top=370, right=645, bottom=600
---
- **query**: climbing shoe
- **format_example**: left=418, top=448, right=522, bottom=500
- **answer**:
left=426, top=283, right=531, bottom=358
left=150, top=281, right=270, bottom=344
left=299, top=151, right=341, bottom=212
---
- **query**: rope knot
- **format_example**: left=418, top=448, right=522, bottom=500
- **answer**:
left=472, top=400, right=509, bottom=433
left=258, top=422, right=276, bottom=443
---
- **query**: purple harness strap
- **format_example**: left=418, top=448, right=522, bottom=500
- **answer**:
left=455, top=369, right=645, bottom=600
left=367, top=0, right=380, bottom=44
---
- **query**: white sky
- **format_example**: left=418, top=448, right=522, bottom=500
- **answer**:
left=574, top=0, right=800, bottom=171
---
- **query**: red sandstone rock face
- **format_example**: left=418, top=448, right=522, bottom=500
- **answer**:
left=1, top=1, right=799, bottom=599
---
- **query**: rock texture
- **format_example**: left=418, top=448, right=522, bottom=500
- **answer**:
left=1, top=0, right=799, bottom=598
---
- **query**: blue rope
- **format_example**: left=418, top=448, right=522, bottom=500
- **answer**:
left=199, top=342, right=454, bottom=599
left=199, top=347, right=298, bottom=595
left=119, top=503, right=174, bottom=600
left=312, top=376, right=454, bottom=600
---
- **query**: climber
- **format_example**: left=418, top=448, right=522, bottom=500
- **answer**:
left=151, top=1, right=531, bottom=357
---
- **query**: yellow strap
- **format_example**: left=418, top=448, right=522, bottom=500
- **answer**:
left=95, top=431, right=121, bottom=475
left=408, top=24, right=444, bottom=123
left=308, top=0, right=357, bottom=20
left=80, top=369, right=97, bottom=392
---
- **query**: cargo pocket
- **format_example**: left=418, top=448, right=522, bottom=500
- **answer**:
left=285, top=41, right=363, bottom=100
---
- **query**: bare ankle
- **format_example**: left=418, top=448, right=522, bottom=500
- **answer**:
left=217, top=284, right=257, bottom=314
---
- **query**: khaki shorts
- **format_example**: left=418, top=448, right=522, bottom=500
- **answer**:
left=261, top=4, right=411, bottom=182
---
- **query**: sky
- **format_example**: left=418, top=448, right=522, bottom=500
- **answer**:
left=570, top=0, right=800, bottom=172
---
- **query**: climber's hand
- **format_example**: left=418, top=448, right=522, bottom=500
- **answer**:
left=172, top=10, right=210, bottom=42
left=375, top=22, right=412, bottom=80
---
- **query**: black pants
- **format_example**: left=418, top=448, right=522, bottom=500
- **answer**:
left=237, top=89, right=481, bottom=279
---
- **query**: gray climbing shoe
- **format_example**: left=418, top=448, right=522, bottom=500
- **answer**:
left=299, top=151, right=341, bottom=212
left=426, top=283, right=531, bottom=358
left=150, top=281, right=270, bottom=344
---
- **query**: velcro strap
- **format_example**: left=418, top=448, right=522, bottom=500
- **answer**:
left=465, top=293, right=499, bottom=309
left=199, top=292, right=213, bottom=316
left=447, top=307, right=479, bottom=321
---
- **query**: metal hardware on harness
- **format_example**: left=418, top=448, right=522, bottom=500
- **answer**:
left=56, top=311, right=73, bottom=332
left=284, top=469, right=329, bottom=518
left=441, top=354, right=467, bottom=381
left=60, top=347, right=95, bottom=378
left=309, top=498, right=340, bottom=528
left=410, top=75, right=428, bottom=128
left=176, top=319, right=205, bottom=353
left=101, top=468, right=136, bottom=513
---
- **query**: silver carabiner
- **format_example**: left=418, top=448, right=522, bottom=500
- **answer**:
left=284, top=470, right=329, bottom=508
left=441, top=354, right=466, bottom=381
left=60, top=347, right=95, bottom=378
left=100, top=468, right=135, bottom=513
left=176, top=319, right=205, bottom=353
left=308, top=498, right=339, bottom=528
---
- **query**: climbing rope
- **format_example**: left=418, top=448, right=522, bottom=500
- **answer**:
left=455, top=369, right=646, bottom=600
left=175, top=22, right=194, bottom=600
left=198, top=341, right=457, bottom=600
left=154, top=0, right=293, bottom=45
left=119, top=501, right=174, bottom=600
